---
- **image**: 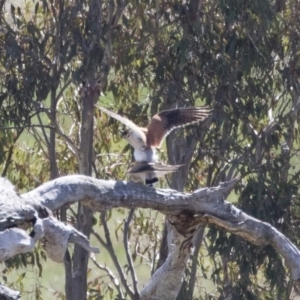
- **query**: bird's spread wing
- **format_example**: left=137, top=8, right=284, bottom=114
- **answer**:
left=146, top=106, right=212, bottom=147
left=98, top=106, right=146, bottom=142
left=127, top=162, right=184, bottom=174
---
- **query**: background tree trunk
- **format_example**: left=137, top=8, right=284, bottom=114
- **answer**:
left=69, top=82, right=98, bottom=300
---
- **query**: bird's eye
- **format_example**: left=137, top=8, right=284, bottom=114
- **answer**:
left=120, top=129, right=128, bottom=137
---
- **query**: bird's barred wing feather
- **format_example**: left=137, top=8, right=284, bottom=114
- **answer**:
left=146, top=106, right=212, bottom=147
left=98, top=106, right=146, bottom=141
left=127, top=162, right=183, bottom=174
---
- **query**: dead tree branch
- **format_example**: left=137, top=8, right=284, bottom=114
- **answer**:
left=1, top=175, right=300, bottom=299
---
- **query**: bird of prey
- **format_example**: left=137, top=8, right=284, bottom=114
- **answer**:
left=99, top=106, right=212, bottom=163
left=127, top=161, right=183, bottom=186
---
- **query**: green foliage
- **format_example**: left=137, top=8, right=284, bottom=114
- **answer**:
left=0, top=128, right=15, bottom=167
left=2, top=0, right=300, bottom=299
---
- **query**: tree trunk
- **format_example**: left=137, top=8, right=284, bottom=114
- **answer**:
left=67, top=82, right=98, bottom=300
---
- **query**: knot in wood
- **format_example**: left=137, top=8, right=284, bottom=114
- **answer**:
left=169, top=210, right=202, bottom=236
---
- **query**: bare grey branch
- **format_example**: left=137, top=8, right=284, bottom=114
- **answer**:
left=1, top=175, right=300, bottom=299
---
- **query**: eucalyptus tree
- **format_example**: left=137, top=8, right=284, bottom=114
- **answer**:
left=1, top=0, right=300, bottom=299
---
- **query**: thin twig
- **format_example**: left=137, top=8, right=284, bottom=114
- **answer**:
left=42, top=107, right=79, bottom=155
left=151, top=212, right=160, bottom=276
left=0, top=124, right=54, bottom=130
left=90, top=254, right=124, bottom=298
left=1, top=129, right=23, bottom=177
left=56, top=79, right=72, bottom=101
left=92, top=229, right=107, bottom=248
left=29, top=127, right=50, bottom=160
left=99, top=212, right=135, bottom=299
left=36, top=110, right=51, bottom=148
left=247, top=34, right=266, bottom=60
left=123, top=208, right=139, bottom=298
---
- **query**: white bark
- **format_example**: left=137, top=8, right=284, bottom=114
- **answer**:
left=140, top=222, right=195, bottom=300
left=42, top=217, right=99, bottom=262
left=0, top=283, right=20, bottom=300
left=0, top=218, right=43, bottom=261
left=21, top=176, right=300, bottom=278
left=0, top=177, right=99, bottom=263
left=0, top=178, right=36, bottom=231
left=1, top=175, right=300, bottom=299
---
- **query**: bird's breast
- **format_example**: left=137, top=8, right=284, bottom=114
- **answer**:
left=134, top=148, right=158, bottom=163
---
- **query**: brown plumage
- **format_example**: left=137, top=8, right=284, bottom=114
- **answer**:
left=145, top=107, right=212, bottom=147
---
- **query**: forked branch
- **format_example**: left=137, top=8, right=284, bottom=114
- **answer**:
left=1, top=175, right=300, bottom=299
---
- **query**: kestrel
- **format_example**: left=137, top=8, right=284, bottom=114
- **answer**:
left=127, top=161, right=183, bottom=186
left=99, top=106, right=212, bottom=163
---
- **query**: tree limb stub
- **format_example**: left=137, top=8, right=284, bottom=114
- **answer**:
left=0, top=216, right=99, bottom=263
left=0, top=177, right=99, bottom=264
left=20, top=175, right=300, bottom=281
left=0, top=178, right=37, bottom=231
left=140, top=222, right=194, bottom=300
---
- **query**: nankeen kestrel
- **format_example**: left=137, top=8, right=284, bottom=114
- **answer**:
left=99, top=106, right=212, bottom=163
